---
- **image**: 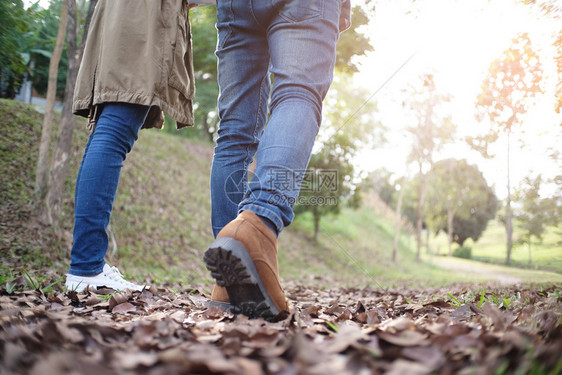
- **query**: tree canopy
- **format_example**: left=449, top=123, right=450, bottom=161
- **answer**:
left=426, top=159, right=498, bottom=249
left=472, top=33, right=543, bottom=152
left=0, top=0, right=36, bottom=98
left=514, top=175, right=561, bottom=252
left=335, top=3, right=374, bottom=74
left=474, top=32, right=543, bottom=265
left=190, top=5, right=219, bottom=141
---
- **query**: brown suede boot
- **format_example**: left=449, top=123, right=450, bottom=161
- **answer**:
left=211, top=284, right=229, bottom=301
left=208, top=284, right=234, bottom=311
left=204, top=210, right=289, bottom=320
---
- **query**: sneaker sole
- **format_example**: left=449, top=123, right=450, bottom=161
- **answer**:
left=204, top=237, right=280, bottom=320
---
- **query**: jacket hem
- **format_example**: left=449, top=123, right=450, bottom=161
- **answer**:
left=73, top=90, right=194, bottom=129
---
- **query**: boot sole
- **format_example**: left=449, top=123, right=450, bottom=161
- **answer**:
left=204, top=237, right=280, bottom=320
left=208, top=300, right=236, bottom=312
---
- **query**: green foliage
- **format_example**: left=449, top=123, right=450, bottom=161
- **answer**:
left=5, top=281, right=16, bottom=294
left=446, top=292, right=462, bottom=307
left=453, top=245, right=472, bottom=259
left=515, top=175, right=561, bottom=245
left=448, top=288, right=521, bottom=310
left=400, top=177, right=421, bottom=226
left=2, top=270, right=63, bottom=293
left=22, top=269, right=39, bottom=290
left=478, top=290, right=486, bottom=308
left=0, top=99, right=43, bottom=205
left=0, top=0, right=37, bottom=98
left=513, top=174, right=561, bottom=266
left=426, top=159, right=498, bottom=246
left=363, top=168, right=397, bottom=208
left=551, top=174, right=562, bottom=240
left=295, top=146, right=353, bottom=241
left=514, top=176, right=547, bottom=242
left=485, top=292, right=513, bottom=310
left=30, top=0, right=93, bottom=98
left=191, top=6, right=218, bottom=74
left=39, top=276, right=64, bottom=293
left=335, top=4, right=374, bottom=74
left=189, top=5, right=219, bottom=142
left=325, top=321, right=339, bottom=332
left=449, top=186, right=498, bottom=246
left=29, top=0, right=69, bottom=98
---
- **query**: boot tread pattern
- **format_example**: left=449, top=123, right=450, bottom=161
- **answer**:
left=204, top=237, right=279, bottom=321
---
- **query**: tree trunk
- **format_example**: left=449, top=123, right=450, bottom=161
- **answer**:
left=447, top=206, right=455, bottom=256
left=201, top=112, right=213, bottom=143
left=425, top=225, right=430, bottom=255
left=415, top=170, right=426, bottom=263
left=34, top=0, right=68, bottom=204
left=392, top=183, right=404, bottom=263
left=529, top=236, right=533, bottom=266
left=41, top=0, right=78, bottom=224
left=506, top=130, right=513, bottom=265
left=41, top=0, right=97, bottom=225
left=313, top=210, right=320, bottom=243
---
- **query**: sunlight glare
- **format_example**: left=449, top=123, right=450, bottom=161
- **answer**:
left=352, top=0, right=561, bottom=197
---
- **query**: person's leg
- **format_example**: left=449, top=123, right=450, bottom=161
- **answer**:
left=210, top=0, right=270, bottom=238
left=239, top=0, right=342, bottom=233
left=205, top=0, right=342, bottom=319
left=69, top=102, right=149, bottom=277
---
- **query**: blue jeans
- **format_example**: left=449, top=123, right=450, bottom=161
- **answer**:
left=69, top=103, right=150, bottom=276
left=210, top=0, right=342, bottom=237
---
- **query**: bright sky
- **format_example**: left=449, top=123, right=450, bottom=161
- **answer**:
left=351, top=0, right=561, bottom=198
left=23, top=0, right=50, bottom=9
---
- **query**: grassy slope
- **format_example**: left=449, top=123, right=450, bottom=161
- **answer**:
left=1, top=99, right=560, bottom=293
left=470, top=220, right=562, bottom=272
left=431, top=219, right=562, bottom=273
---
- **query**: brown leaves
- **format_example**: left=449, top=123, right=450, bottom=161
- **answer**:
left=0, top=284, right=561, bottom=374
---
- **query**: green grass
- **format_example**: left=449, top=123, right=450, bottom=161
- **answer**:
left=2, top=98, right=561, bottom=293
left=431, top=219, right=562, bottom=274
left=288, top=204, right=490, bottom=288
left=424, top=255, right=562, bottom=284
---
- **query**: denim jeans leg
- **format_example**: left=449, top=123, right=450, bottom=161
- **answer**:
left=69, top=103, right=150, bottom=276
left=238, top=0, right=342, bottom=233
left=210, top=0, right=271, bottom=237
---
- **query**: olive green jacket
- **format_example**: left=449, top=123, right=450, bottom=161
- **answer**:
left=73, top=0, right=195, bottom=130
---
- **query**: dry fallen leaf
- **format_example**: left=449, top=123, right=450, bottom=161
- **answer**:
left=108, top=292, right=130, bottom=311
left=1, top=283, right=560, bottom=375
left=378, top=329, right=430, bottom=347
left=112, top=302, right=136, bottom=314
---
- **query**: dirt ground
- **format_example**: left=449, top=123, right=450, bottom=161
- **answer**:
left=428, top=257, right=522, bottom=285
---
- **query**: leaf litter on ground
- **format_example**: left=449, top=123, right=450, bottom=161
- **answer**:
left=0, top=282, right=561, bottom=374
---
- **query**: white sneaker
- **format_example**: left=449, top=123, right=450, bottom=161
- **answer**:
left=65, top=264, right=144, bottom=292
